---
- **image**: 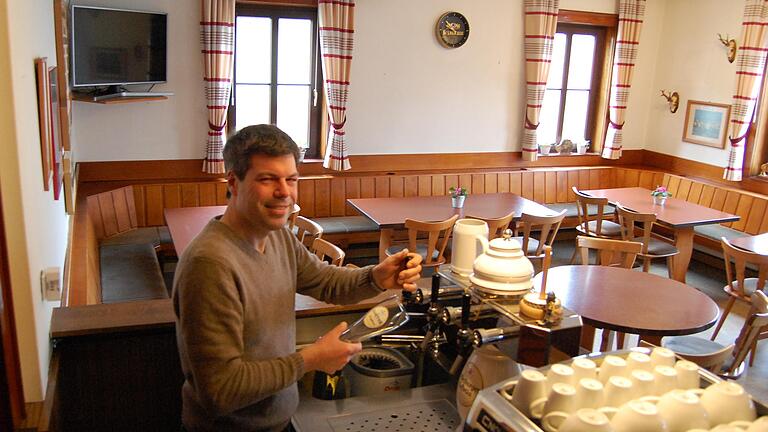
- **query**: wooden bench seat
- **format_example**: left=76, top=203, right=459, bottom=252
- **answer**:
left=100, top=243, right=168, bottom=303
left=100, top=226, right=172, bottom=246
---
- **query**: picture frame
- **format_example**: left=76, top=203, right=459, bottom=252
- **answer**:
left=49, top=65, right=63, bottom=200
left=35, top=57, right=52, bottom=192
left=682, top=100, right=731, bottom=149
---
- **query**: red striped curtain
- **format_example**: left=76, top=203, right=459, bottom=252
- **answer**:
left=319, top=0, right=355, bottom=171
left=601, top=0, right=645, bottom=160
left=522, top=0, right=559, bottom=161
left=200, top=0, right=235, bottom=174
left=724, top=0, right=768, bottom=181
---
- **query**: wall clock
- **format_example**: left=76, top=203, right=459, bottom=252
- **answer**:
left=436, top=12, right=469, bottom=48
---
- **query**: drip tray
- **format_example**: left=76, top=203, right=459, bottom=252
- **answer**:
left=326, top=399, right=460, bottom=432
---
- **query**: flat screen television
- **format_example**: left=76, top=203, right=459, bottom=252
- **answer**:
left=71, top=5, right=167, bottom=88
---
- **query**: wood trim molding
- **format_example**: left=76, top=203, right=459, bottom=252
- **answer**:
left=558, top=9, right=618, bottom=27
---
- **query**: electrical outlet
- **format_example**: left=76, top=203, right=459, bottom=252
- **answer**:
left=40, top=267, right=61, bottom=301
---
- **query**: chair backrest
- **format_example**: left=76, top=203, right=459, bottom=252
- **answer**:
left=404, top=214, right=459, bottom=266
left=287, top=203, right=301, bottom=231
left=721, top=237, right=768, bottom=297
left=728, top=291, right=768, bottom=376
left=572, top=187, right=615, bottom=237
left=576, top=236, right=643, bottom=269
left=294, top=215, right=323, bottom=247
left=615, top=203, right=656, bottom=255
left=514, top=210, right=567, bottom=257
left=311, top=237, right=345, bottom=266
left=466, top=212, right=514, bottom=239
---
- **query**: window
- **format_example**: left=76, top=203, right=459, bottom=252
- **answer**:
left=232, top=4, right=323, bottom=159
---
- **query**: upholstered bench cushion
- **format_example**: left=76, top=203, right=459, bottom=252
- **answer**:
left=314, top=216, right=380, bottom=234
left=100, top=227, right=171, bottom=247
left=100, top=243, right=168, bottom=303
left=693, top=224, right=744, bottom=243
left=546, top=203, right=615, bottom=218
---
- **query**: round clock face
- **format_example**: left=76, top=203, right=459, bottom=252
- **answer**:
left=436, top=11, right=470, bottom=48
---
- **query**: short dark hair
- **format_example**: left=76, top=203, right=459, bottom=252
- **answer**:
left=224, top=124, right=300, bottom=180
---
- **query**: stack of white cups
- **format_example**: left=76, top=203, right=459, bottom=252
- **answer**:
left=506, top=348, right=761, bottom=432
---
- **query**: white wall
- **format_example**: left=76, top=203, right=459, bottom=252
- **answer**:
left=645, top=0, right=742, bottom=168
left=0, top=0, right=69, bottom=401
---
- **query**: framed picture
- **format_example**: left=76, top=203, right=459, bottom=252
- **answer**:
left=35, top=57, right=51, bottom=191
left=682, top=100, right=731, bottom=148
left=49, top=66, right=63, bottom=200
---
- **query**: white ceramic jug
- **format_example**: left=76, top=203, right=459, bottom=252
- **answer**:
left=450, top=218, right=489, bottom=276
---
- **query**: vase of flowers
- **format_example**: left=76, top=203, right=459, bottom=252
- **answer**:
left=449, top=186, right=467, bottom=208
left=651, top=186, right=671, bottom=205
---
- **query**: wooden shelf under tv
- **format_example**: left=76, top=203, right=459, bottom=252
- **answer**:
left=72, top=93, right=168, bottom=104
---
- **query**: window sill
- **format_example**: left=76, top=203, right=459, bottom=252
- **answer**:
left=538, top=152, right=600, bottom=157
left=749, top=174, right=768, bottom=183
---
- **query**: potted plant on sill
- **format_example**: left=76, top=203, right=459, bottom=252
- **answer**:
left=651, top=185, right=672, bottom=206
left=449, top=186, right=468, bottom=208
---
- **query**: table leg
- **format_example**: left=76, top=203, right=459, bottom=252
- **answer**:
left=580, top=324, right=597, bottom=352
left=672, top=227, right=694, bottom=283
left=378, top=228, right=394, bottom=262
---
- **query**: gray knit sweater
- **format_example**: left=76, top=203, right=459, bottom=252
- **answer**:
left=172, top=218, right=381, bottom=431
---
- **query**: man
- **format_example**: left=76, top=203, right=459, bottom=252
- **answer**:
left=172, top=124, right=422, bottom=431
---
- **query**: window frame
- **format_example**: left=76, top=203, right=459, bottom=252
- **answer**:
left=230, top=3, right=324, bottom=159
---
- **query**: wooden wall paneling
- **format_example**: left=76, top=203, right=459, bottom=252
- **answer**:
left=597, top=168, right=611, bottom=189
left=144, top=185, right=165, bottom=226
left=730, top=195, right=753, bottom=231
left=360, top=177, right=375, bottom=198
left=470, top=174, right=484, bottom=195
left=215, top=182, right=228, bottom=205
left=667, top=176, right=682, bottom=197
left=721, top=191, right=742, bottom=227
left=330, top=178, right=346, bottom=216
left=545, top=171, right=557, bottom=203
left=636, top=170, right=653, bottom=189
left=588, top=169, right=601, bottom=189
left=85, top=196, right=104, bottom=245
left=404, top=175, right=419, bottom=197
left=510, top=172, right=523, bottom=195
left=85, top=215, right=100, bottom=305
left=444, top=175, right=459, bottom=194
left=521, top=171, right=534, bottom=199
left=417, top=175, right=431, bottom=197
left=677, top=179, right=692, bottom=201
left=615, top=168, right=627, bottom=187
left=625, top=169, right=640, bottom=187
left=577, top=170, right=590, bottom=191
left=498, top=173, right=510, bottom=193
left=124, top=187, right=138, bottom=228
left=744, top=198, right=767, bottom=235
left=484, top=173, right=498, bottom=194
left=374, top=176, right=390, bottom=198
left=709, top=188, right=728, bottom=211
left=389, top=176, right=404, bottom=198
left=533, top=172, right=546, bottom=203
left=687, top=182, right=703, bottom=203
left=180, top=184, right=200, bottom=208
left=162, top=185, right=182, bottom=213
left=298, top=179, right=316, bottom=217
left=760, top=209, right=768, bottom=234
left=132, top=187, right=147, bottom=227
left=96, top=193, right=119, bottom=238
left=556, top=171, right=568, bottom=202
left=110, top=188, right=133, bottom=233
left=699, top=185, right=716, bottom=208
left=198, top=183, right=216, bottom=207
left=344, top=178, right=361, bottom=215
left=459, top=174, right=473, bottom=193
left=431, top=174, right=445, bottom=196
left=314, top=178, right=331, bottom=217
left=567, top=171, right=579, bottom=199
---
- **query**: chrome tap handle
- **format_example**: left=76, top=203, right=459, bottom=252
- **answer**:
left=472, top=326, right=521, bottom=347
left=430, top=273, right=440, bottom=304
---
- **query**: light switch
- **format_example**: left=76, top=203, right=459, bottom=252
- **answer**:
left=40, top=267, right=61, bottom=301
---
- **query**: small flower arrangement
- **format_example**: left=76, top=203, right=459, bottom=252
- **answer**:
left=449, top=186, right=468, bottom=198
left=651, top=186, right=672, bottom=198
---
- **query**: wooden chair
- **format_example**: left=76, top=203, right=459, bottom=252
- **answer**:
left=615, top=203, right=679, bottom=277
left=572, top=187, right=622, bottom=238
left=576, top=236, right=642, bottom=350
left=385, top=214, right=459, bottom=270
left=287, top=203, right=301, bottom=231
left=511, top=210, right=567, bottom=267
left=311, top=237, right=345, bottom=266
left=663, top=291, right=768, bottom=379
left=466, top=212, right=514, bottom=239
left=710, top=237, right=768, bottom=365
left=294, top=215, right=323, bottom=247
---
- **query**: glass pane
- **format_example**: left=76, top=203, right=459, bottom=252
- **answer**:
left=566, top=34, right=595, bottom=90
left=547, top=33, right=566, bottom=89
left=538, top=90, right=561, bottom=145
left=278, top=18, right=312, bottom=85
left=276, top=85, right=310, bottom=148
left=562, top=89, right=589, bottom=142
left=236, top=16, right=272, bottom=84
left=235, top=84, right=270, bottom=131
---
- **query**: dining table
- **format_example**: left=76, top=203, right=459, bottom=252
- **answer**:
left=731, top=232, right=768, bottom=255
left=583, top=187, right=739, bottom=283
left=346, top=193, right=559, bottom=261
left=533, top=265, right=721, bottom=349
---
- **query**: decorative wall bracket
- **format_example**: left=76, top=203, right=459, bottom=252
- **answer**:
left=660, top=90, right=680, bottom=113
left=718, top=33, right=737, bottom=63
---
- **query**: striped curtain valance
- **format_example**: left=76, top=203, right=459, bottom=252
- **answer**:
left=601, top=0, right=645, bottom=160
left=201, top=0, right=235, bottom=174
left=522, top=0, right=560, bottom=161
left=319, top=0, right=355, bottom=171
left=724, top=0, right=768, bottom=181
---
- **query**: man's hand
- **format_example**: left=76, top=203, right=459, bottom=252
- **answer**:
left=371, top=249, right=423, bottom=292
left=300, top=322, right=362, bottom=374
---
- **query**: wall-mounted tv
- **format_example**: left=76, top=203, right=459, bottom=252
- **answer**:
left=71, top=5, right=167, bottom=88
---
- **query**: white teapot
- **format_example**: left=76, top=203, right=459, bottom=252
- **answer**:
left=470, top=229, right=534, bottom=296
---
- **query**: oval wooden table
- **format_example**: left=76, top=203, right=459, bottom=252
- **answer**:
left=532, top=265, right=720, bottom=350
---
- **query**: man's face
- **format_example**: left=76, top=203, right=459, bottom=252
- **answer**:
left=229, top=153, right=298, bottom=233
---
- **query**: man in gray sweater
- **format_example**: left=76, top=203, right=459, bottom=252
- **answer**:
left=172, top=124, right=423, bottom=431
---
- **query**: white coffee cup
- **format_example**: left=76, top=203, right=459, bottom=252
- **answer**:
left=510, top=369, right=547, bottom=418
left=642, top=389, right=709, bottom=432
left=674, top=359, right=700, bottom=390
left=530, top=382, right=579, bottom=420
left=629, top=369, right=656, bottom=398
left=571, top=358, right=598, bottom=382
left=649, top=347, right=676, bottom=369
left=607, top=400, right=668, bottom=432
left=746, top=416, right=768, bottom=432
left=540, top=144, right=553, bottom=155
left=576, top=142, right=589, bottom=155
left=542, top=408, right=613, bottom=432
left=653, top=365, right=678, bottom=395
left=604, top=376, right=635, bottom=408
left=599, top=355, right=628, bottom=383
left=692, top=381, right=757, bottom=426
left=626, top=352, right=652, bottom=372
left=548, top=363, right=576, bottom=392
left=710, top=425, right=747, bottom=432
left=576, top=378, right=605, bottom=409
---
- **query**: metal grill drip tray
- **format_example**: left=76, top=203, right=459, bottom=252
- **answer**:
left=326, top=399, right=460, bottom=432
